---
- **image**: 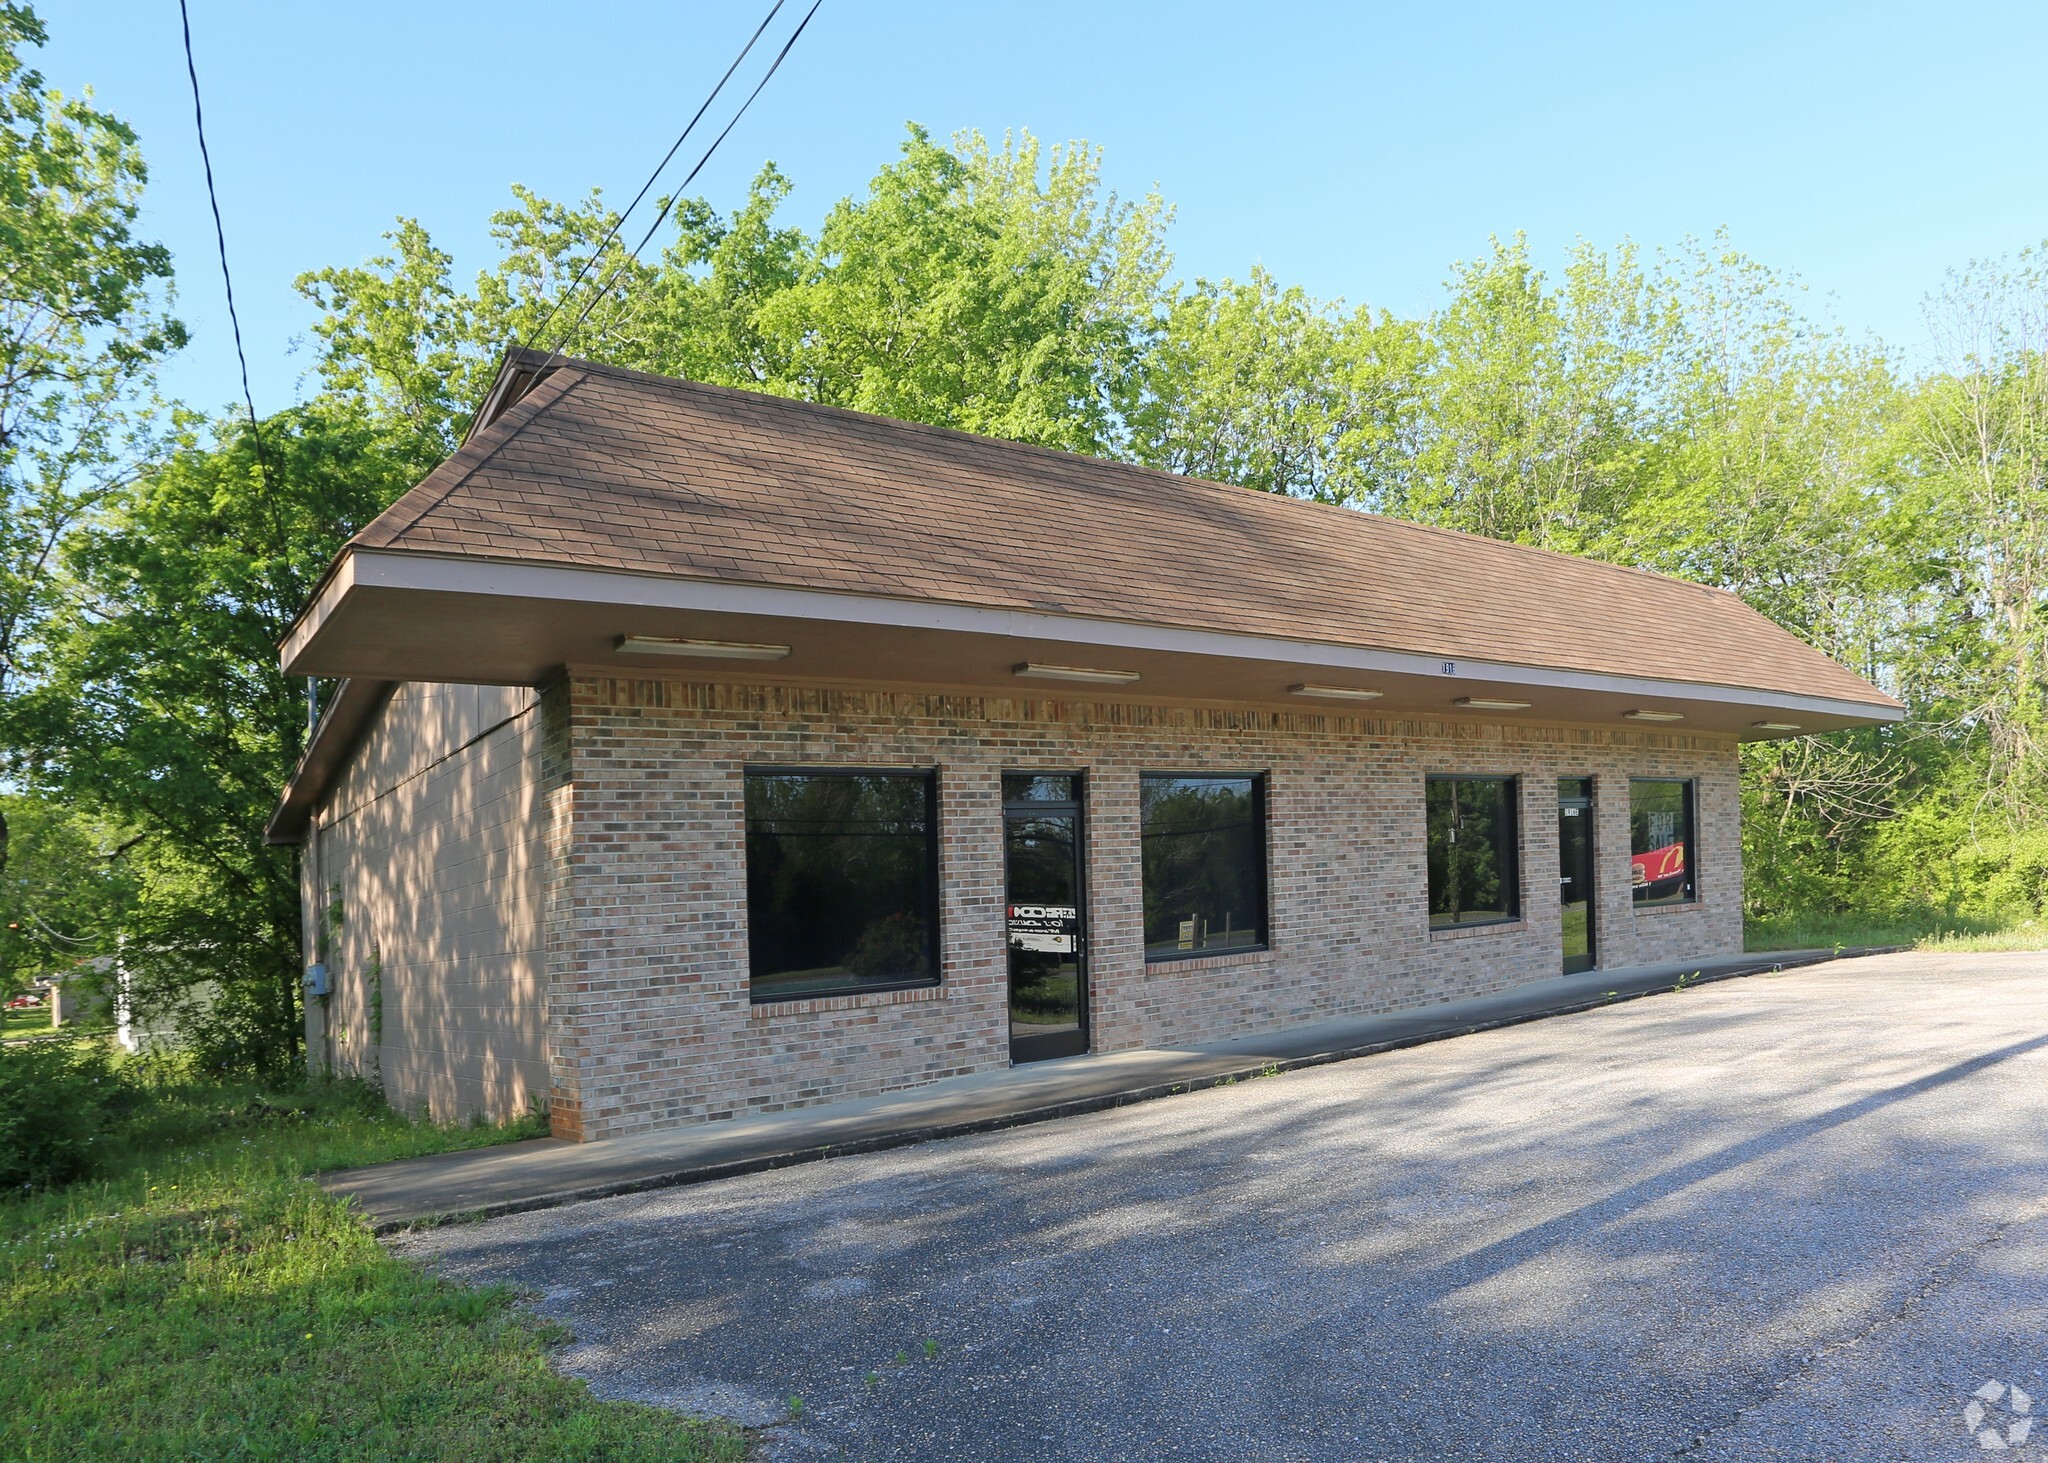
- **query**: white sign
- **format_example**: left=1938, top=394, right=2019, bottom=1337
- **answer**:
left=1008, top=903, right=1080, bottom=955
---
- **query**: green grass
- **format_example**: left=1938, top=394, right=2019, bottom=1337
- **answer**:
left=1745, top=909, right=2048, bottom=954
left=3, top=1002, right=53, bottom=1038
left=1560, top=902, right=1590, bottom=960
left=0, top=1061, right=747, bottom=1462
left=1009, top=968, right=1079, bottom=1025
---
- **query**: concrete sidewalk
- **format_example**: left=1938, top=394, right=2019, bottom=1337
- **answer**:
left=321, top=945, right=1896, bottom=1230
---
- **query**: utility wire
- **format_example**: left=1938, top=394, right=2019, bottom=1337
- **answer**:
left=619, top=2, right=822, bottom=267
left=536, top=0, right=825, bottom=369
left=518, top=0, right=789, bottom=358
left=29, top=912, right=90, bottom=948
left=176, top=0, right=290, bottom=575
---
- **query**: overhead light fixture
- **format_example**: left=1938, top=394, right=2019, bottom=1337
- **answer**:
left=1623, top=709, right=1686, bottom=723
left=1751, top=720, right=1804, bottom=732
left=616, top=635, right=791, bottom=661
left=1289, top=683, right=1384, bottom=702
left=1013, top=662, right=1141, bottom=684
left=1454, top=696, right=1531, bottom=711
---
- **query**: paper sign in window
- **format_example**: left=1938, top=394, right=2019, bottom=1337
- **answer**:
left=1008, top=904, right=1078, bottom=953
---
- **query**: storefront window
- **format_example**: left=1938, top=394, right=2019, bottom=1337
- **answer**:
left=1140, top=774, right=1267, bottom=959
left=1426, top=776, right=1521, bottom=927
left=1630, top=778, right=1696, bottom=906
left=744, top=769, right=939, bottom=1001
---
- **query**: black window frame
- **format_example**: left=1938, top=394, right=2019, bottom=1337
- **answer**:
left=1001, top=772, right=1083, bottom=806
left=1425, top=774, right=1524, bottom=930
left=742, top=765, right=943, bottom=1005
left=1629, top=776, right=1699, bottom=908
left=1138, top=770, right=1271, bottom=964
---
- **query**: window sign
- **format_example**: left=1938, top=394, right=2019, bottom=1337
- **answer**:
left=1630, top=779, right=1697, bottom=906
left=1008, top=903, right=1079, bottom=954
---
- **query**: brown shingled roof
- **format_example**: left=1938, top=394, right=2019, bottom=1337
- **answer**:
left=337, top=352, right=1897, bottom=710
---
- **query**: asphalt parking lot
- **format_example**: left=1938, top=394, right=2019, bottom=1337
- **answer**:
left=398, top=951, right=2048, bottom=1461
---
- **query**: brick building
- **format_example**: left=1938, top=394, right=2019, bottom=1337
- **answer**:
left=267, top=351, right=1901, bottom=1142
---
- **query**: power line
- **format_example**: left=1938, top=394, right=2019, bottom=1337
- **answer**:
left=621, top=2, right=826, bottom=267
left=176, top=0, right=289, bottom=569
left=536, top=0, right=826, bottom=370
left=518, top=0, right=790, bottom=359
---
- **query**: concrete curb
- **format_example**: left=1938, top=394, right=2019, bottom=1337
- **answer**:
left=363, top=944, right=1903, bottom=1235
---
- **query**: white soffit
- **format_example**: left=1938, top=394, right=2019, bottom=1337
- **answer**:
left=284, top=549, right=1906, bottom=726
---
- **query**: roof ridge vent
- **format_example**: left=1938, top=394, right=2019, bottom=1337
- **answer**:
left=465, top=346, right=563, bottom=443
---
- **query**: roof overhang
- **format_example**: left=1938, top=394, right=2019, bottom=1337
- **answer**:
left=265, top=676, right=395, bottom=844
left=266, top=546, right=1904, bottom=843
left=285, top=546, right=1902, bottom=724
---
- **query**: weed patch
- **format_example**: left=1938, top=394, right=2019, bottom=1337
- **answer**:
left=0, top=1056, right=745, bottom=1461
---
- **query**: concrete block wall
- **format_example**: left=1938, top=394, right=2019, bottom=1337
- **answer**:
left=546, top=675, right=1743, bottom=1141
left=301, top=681, right=551, bottom=1123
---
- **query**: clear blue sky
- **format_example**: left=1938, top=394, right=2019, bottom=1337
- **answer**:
left=43, top=0, right=2048, bottom=417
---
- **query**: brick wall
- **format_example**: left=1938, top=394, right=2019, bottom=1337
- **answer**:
left=301, top=681, right=550, bottom=1123
left=547, top=675, right=1744, bottom=1141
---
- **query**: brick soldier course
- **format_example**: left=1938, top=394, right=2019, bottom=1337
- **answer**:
left=269, top=350, right=1898, bottom=1143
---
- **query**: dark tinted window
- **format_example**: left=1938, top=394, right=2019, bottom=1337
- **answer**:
left=1426, top=776, right=1521, bottom=927
left=745, top=770, right=939, bottom=1001
left=1002, top=774, right=1077, bottom=804
left=1140, top=774, right=1267, bottom=959
left=1630, top=779, right=1696, bottom=906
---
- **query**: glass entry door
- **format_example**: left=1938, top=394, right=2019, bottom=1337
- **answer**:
left=1557, top=778, right=1596, bottom=975
left=1003, top=774, right=1088, bottom=1063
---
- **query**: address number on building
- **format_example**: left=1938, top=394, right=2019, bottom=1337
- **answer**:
left=1008, top=904, right=1079, bottom=954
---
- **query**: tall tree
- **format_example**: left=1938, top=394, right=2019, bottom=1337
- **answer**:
left=12, top=404, right=433, bottom=1071
left=754, top=127, right=1171, bottom=453
left=1390, top=235, right=1670, bottom=552
left=298, top=127, right=1173, bottom=456
left=638, top=164, right=809, bottom=391
left=1908, top=246, right=2048, bottom=819
left=296, top=186, right=658, bottom=451
left=0, top=3, right=183, bottom=874
left=1120, top=266, right=1422, bottom=504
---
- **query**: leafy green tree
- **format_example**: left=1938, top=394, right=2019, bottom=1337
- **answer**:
left=11, top=404, right=433, bottom=1072
left=296, top=186, right=658, bottom=450
left=1614, top=240, right=1895, bottom=641
left=1608, top=241, right=1917, bottom=913
left=0, top=794, right=137, bottom=994
left=0, top=3, right=183, bottom=876
left=298, top=127, right=1172, bottom=456
left=754, top=127, right=1171, bottom=453
left=1120, top=266, right=1422, bottom=504
left=638, top=164, right=809, bottom=390
left=1389, top=234, right=1670, bottom=551
left=1905, top=246, right=2048, bottom=820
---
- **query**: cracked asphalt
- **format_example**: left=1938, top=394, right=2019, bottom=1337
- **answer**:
left=396, top=951, right=2048, bottom=1461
